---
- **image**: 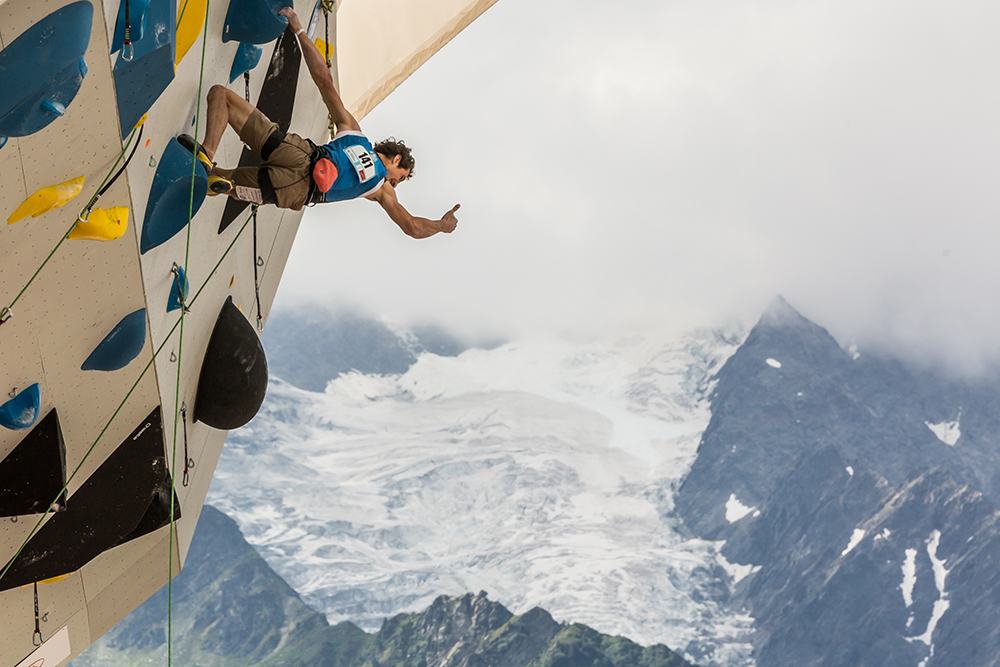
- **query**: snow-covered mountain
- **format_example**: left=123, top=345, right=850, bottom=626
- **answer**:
left=207, top=320, right=754, bottom=667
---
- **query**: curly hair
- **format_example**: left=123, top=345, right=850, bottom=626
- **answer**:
left=373, top=137, right=415, bottom=180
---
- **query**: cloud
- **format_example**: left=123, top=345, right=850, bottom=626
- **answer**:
left=278, top=0, right=1000, bottom=372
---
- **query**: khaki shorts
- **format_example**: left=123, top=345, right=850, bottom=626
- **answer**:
left=231, top=109, right=314, bottom=210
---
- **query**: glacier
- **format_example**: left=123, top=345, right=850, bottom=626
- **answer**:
left=207, top=325, right=756, bottom=666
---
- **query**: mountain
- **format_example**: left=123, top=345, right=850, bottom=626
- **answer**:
left=675, top=296, right=1000, bottom=666
left=261, top=307, right=480, bottom=392
left=214, top=301, right=1000, bottom=667
left=206, top=322, right=756, bottom=666
left=71, top=506, right=695, bottom=667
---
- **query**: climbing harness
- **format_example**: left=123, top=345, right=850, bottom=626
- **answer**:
left=32, top=582, right=42, bottom=646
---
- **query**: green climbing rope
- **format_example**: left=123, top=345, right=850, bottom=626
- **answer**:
left=168, top=0, right=213, bottom=662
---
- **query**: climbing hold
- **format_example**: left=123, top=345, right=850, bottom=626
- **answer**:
left=7, top=176, right=85, bottom=225
left=168, top=264, right=189, bottom=312
left=110, top=0, right=152, bottom=56
left=222, top=0, right=292, bottom=44
left=81, top=309, right=146, bottom=371
left=0, top=2, right=93, bottom=142
left=0, top=407, right=178, bottom=591
left=314, top=38, right=332, bottom=57
left=140, top=138, right=208, bottom=254
left=229, top=42, right=263, bottom=83
left=40, top=100, right=66, bottom=117
left=67, top=206, right=128, bottom=241
left=0, top=409, right=67, bottom=517
left=0, top=384, right=41, bottom=431
left=175, top=0, right=208, bottom=65
left=113, top=0, right=176, bottom=138
left=194, top=296, right=268, bottom=429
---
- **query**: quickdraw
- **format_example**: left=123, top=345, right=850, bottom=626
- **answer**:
left=122, top=0, right=134, bottom=62
left=251, top=205, right=263, bottom=331
left=180, top=403, right=194, bottom=487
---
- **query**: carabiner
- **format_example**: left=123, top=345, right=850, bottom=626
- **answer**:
left=121, top=41, right=134, bottom=62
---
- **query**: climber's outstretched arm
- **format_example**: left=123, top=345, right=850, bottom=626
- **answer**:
left=368, top=184, right=460, bottom=239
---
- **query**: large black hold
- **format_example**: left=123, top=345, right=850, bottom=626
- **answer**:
left=0, top=409, right=67, bottom=517
left=219, top=26, right=302, bottom=233
left=193, top=296, right=268, bottom=429
left=0, top=407, right=177, bottom=591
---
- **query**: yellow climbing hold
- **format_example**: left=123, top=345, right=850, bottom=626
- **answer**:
left=68, top=206, right=129, bottom=241
left=19, top=573, right=73, bottom=588
left=135, top=113, right=149, bottom=129
left=7, top=176, right=85, bottom=225
left=175, top=0, right=207, bottom=66
left=315, top=38, right=333, bottom=58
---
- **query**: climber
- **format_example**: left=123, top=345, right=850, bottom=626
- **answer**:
left=179, top=7, right=459, bottom=239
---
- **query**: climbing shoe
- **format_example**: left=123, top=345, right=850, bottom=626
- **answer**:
left=207, top=174, right=233, bottom=195
left=177, top=134, right=216, bottom=172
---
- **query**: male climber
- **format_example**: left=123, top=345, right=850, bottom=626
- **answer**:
left=179, top=7, right=459, bottom=239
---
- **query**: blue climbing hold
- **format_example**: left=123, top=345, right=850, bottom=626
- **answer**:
left=0, top=384, right=41, bottom=431
left=110, top=0, right=152, bottom=55
left=222, top=0, right=292, bottom=44
left=168, top=265, right=189, bottom=312
left=140, top=139, right=208, bottom=254
left=0, top=2, right=93, bottom=146
left=113, top=0, right=175, bottom=138
left=229, top=43, right=263, bottom=83
left=82, top=309, right=147, bottom=372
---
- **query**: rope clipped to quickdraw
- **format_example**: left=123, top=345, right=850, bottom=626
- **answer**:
left=32, top=582, right=43, bottom=646
left=251, top=205, right=263, bottom=331
left=170, top=263, right=189, bottom=312
left=180, top=403, right=194, bottom=486
left=122, top=0, right=134, bottom=61
left=77, top=122, right=144, bottom=228
left=0, top=124, right=142, bottom=329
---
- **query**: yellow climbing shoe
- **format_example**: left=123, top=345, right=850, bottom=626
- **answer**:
left=177, top=134, right=215, bottom=173
left=208, top=174, right=233, bottom=195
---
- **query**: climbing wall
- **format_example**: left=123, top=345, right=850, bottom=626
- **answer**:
left=0, top=0, right=326, bottom=662
left=0, top=0, right=499, bottom=665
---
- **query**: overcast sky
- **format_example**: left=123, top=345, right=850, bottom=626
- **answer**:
left=276, top=0, right=1000, bottom=374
